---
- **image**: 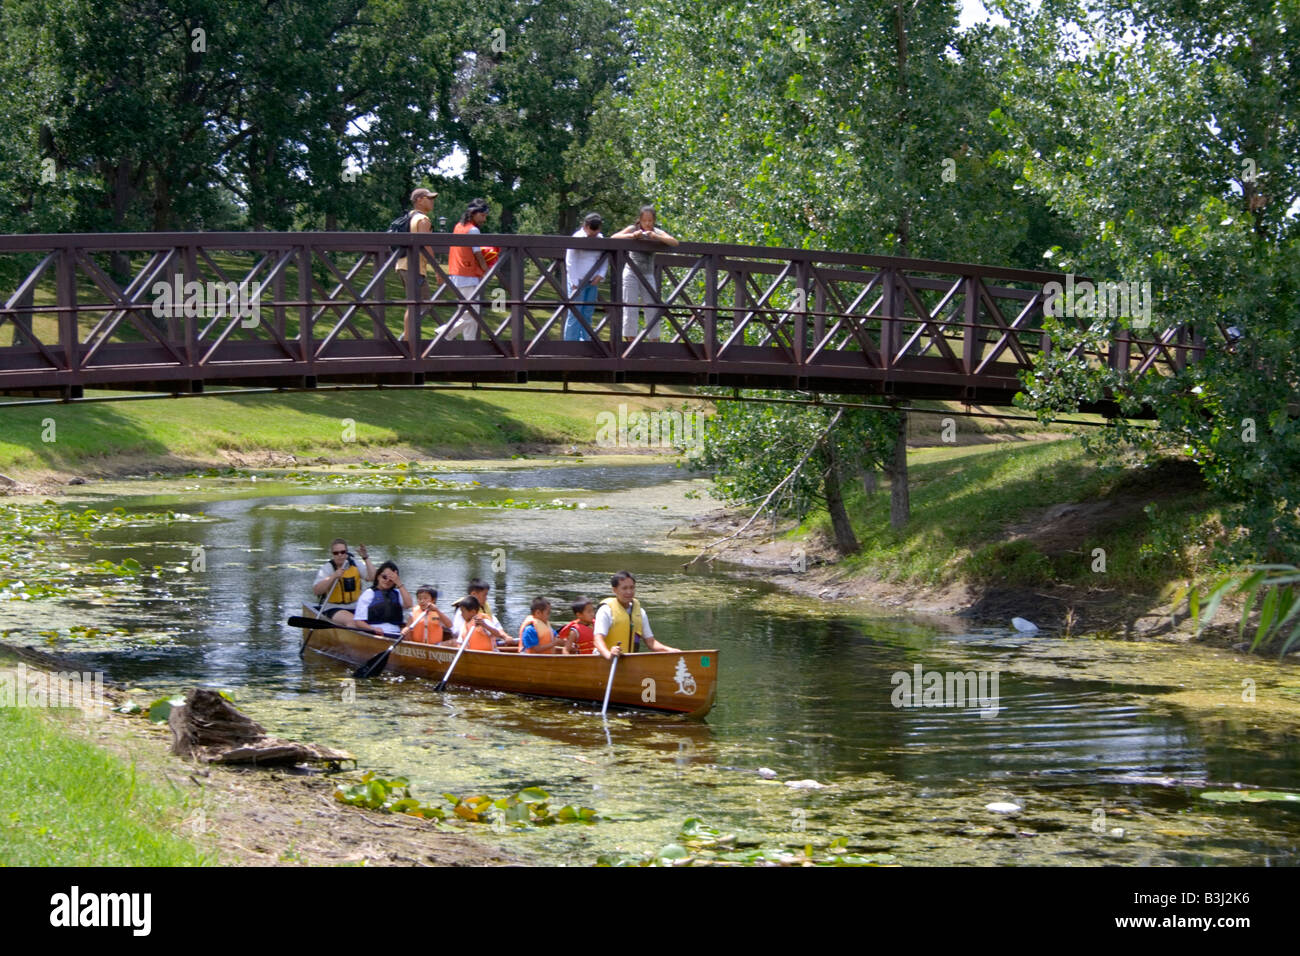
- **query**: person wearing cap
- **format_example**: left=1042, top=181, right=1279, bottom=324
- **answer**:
left=564, top=213, right=608, bottom=341
left=396, top=188, right=437, bottom=328
left=438, top=199, right=491, bottom=341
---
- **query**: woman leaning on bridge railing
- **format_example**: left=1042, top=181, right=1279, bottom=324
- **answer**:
left=611, top=205, right=678, bottom=342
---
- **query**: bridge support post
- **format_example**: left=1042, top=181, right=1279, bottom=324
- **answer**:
left=298, top=244, right=313, bottom=380
left=962, top=275, right=980, bottom=374
left=508, top=248, right=525, bottom=362
left=57, top=247, right=77, bottom=382
left=704, top=254, right=718, bottom=362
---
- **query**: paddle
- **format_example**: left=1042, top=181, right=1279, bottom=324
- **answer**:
left=290, top=613, right=382, bottom=656
left=600, top=651, right=619, bottom=717
left=353, top=630, right=406, bottom=679
left=434, top=630, right=473, bottom=692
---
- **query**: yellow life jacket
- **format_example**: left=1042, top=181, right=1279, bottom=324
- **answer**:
left=325, top=562, right=364, bottom=606
left=600, top=596, right=643, bottom=653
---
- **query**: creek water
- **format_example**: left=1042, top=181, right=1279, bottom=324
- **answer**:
left=16, top=458, right=1300, bottom=865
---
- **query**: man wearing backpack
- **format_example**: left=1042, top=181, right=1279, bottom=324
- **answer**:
left=393, top=188, right=437, bottom=327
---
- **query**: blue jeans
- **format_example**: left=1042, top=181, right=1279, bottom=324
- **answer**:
left=564, top=284, right=599, bottom=341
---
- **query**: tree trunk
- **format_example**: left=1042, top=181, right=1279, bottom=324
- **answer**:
left=888, top=410, right=910, bottom=530
left=862, top=469, right=878, bottom=496
left=823, top=440, right=860, bottom=554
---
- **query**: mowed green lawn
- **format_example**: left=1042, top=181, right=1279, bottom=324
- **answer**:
left=0, top=386, right=691, bottom=474
left=0, top=702, right=207, bottom=866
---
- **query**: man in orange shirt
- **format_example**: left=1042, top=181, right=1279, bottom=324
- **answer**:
left=439, top=198, right=491, bottom=341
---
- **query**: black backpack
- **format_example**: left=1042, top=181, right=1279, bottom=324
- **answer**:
left=387, top=210, right=415, bottom=256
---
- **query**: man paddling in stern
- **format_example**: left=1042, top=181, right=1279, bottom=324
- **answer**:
left=312, top=538, right=376, bottom=627
left=592, top=571, right=680, bottom=660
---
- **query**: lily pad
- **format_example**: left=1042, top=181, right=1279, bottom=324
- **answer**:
left=1200, top=790, right=1300, bottom=804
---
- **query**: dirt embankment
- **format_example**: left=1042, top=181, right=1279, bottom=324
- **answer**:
left=683, top=459, right=1235, bottom=646
left=4, top=645, right=521, bottom=867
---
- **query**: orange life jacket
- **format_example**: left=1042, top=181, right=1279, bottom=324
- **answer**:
left=519, top=615, right=556, bottom=654
left=462, top=616, right=495, bottom=651
left=408, top=608, right=443, bottom=645
left=449, top=221, right=484, bottom=277
left=557, top=619, right=595, bottom=654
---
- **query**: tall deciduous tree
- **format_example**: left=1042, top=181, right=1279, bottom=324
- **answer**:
left=621, top=0, right=1070, bottom=533
left=994, top=0, right=1300, bottom=560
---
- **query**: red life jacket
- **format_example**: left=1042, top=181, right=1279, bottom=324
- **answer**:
left=557, top=619, right=596, bottom=654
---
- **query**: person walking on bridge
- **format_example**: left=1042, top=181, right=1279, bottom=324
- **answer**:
left=438, top=199, right=492, bottom=342
left=394, top=188, right=437, bottom=330
left=612, top=206, right=678, bottom=343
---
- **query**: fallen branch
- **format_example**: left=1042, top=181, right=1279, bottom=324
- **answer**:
left=686, top=409, right=842, bottom=567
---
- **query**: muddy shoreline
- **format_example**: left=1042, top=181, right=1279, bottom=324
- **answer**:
left=678, top=507, right=1248, bottom=652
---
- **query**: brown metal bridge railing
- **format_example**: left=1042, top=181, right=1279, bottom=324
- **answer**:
left=0, top=232, right=1207, bottom=408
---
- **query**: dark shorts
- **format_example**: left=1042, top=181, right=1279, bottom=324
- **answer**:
left=322, top=607, right=352, bottom=620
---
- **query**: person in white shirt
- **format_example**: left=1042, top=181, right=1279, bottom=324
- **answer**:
left=312, top=539, right=376, bottom=626
left=592, top=571, right=680, bottom=660
left=449, top=578, right=511, bottom=645
left=354, top=561, right=414, bottom=637
left=564, top=212, right=607, bottom=341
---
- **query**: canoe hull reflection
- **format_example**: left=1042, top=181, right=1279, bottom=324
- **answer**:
left=300, top=606, right=717, bottom=718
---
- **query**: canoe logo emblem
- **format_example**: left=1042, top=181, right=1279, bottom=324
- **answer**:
left=673, top=657, right=697, bottom=696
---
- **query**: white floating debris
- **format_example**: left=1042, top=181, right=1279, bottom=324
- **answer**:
left=1011, top=617, right=1039, bottom=633
left=784, top=779, right=829, bottom=790
left=985, top=802, right=1021, bottom=814
left=1108, top=827, right=1125, bottom=838
left=757, top=767, right=777, bottom=779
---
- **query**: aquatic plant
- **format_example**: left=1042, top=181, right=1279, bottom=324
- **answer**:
left=332, top=774, right=596, bottom=828
left=597, top=818, right=896, bottom=867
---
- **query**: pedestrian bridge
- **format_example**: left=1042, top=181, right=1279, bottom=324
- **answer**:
left=0, top=232, right=1205, bottom=410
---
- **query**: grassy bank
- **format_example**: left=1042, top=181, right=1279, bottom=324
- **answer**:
left=0, top=697, right=207, bottom=865
left=0, top=386, right=686, bottom=476
left=802, top=438, right=1226, bottom=597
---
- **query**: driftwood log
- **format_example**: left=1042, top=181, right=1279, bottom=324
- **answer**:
left=169, top=688, right=353, bottom=766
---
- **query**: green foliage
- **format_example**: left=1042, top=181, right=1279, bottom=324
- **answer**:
left=996, top=0, right=1300, bottom=562
left=0, top=0, right=634, bottom=235
left=1188, top=564, right=1300, bottom=657
left=332, top=774, right=596, bottom=828
left=693, top=393, right=896, bottom=520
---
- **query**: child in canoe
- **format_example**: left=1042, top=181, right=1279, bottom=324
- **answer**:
left=402, top=586, right=453, bottom=644
left=555, top=596, right=597, bottom=654
left=450, top=595, right=504, bottom=651
left=519, top=596, right=567, bottom=654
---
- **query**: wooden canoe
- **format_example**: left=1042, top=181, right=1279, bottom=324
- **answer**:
left=299, top=606, right=718, bottom=719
